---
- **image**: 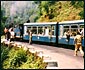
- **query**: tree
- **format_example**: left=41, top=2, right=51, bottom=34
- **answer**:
left=79, top=10, right=84, bottom=19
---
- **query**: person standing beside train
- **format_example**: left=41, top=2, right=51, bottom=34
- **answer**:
left=66, top=31, right=70, bottom=44
left=74, top=31, right=84, bottom=57
left=6, top=29, right=11, bottom=41
left=10, top=28, right=15, bottom=42
left=4, top=27, right=8, bottom=39
left=29, top=29, right=32, bottom=44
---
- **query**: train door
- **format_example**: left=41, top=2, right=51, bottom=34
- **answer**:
left=19, top=24, right=23, bottom=38
left=56, top=22, right=59, bottom=46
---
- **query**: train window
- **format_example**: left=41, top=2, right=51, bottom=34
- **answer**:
left=71, top=25, right=78, bottom=36
left=52, top=31, right=54, bottom=35
left=79, top=25, right=84, bottom=36
left=38, top=27, right=43, bottom=35
left=27, top=27, right=31, bottom=33
left=63, top=26, right=69, bottom=36
left=80, top=25, right=84, bottom=31
left=51, top=26, right=55, bottom=35
left=71, top=25, right=78, bottom=28
left=52, top=26, right=55, bottom=30
left=80, top=25, right=84, bottom=28
left=32, top=27, right=37, bottom=34
left=59, top=25, right=63, bottom=36
left=64, top=26, right=69, bottom=28
left=37, top=26, right=55, bottom=36
left=27, top=27, right=31, bottom=30
left=44, top=27, right=49, bottom=36
left=44, top=26, right=55, bottom=36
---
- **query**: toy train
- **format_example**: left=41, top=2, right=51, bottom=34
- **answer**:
left=13, top=20, right=84, bottom=47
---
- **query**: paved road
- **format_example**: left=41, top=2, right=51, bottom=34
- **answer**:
left=14, top=41, right=84, bottom=69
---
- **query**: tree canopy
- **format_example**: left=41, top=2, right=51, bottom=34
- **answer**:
left=35, top=1, right=84, bottom=22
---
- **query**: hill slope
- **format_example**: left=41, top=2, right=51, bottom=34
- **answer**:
left=36, top=1, right=84, bottom=22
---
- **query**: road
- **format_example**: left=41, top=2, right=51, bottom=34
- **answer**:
left=14, top=41, right=84, bottom=69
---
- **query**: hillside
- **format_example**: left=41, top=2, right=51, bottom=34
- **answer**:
left=36, top=1, right=84, bottom=22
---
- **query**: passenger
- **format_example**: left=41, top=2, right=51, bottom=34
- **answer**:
left=64, top=31, right=67, bottom=36
left=74, top=31, right=84, bottom=57
left=10, top=28, right=15, bottom=42
left=45, top=27, right=49, bottom=36
left=14, top=27, right=16, bottom=39
left=66, top=31, right=70, bottom=44
left=49, top=29, right=52, bottom=41
left=80, top=28, right=84, bottom=37
left=4, top=27, right=8, bottom=39
left=29, top=29, right=32, bottom=44
left=6, top=29, right=11, bottom=41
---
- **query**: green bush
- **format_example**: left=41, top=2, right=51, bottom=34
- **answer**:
left=19, top=53, right=47, bottom=69
left=1, top=45, right=9, bottom=62
left=2, top=45, right=47, bottom=69
left=8, top=48, right=27, bottom=69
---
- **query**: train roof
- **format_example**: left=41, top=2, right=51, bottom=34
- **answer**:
left=24, top=22, right=57, bottom=25
left=24, top=20, right=84, bottom=25
left=59, top=19, right=84, bottom=24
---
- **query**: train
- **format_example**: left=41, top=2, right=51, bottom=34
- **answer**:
left=13, top=19, right=84, bottom=47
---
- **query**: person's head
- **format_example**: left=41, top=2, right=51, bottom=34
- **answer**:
left=29, top=29, right=31, bottom=32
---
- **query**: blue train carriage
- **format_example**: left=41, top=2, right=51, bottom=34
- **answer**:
left=14, top=24, right=23, bottom=40
left=23, top=22, right=58, bottom=43
left=58, top=20, right=84, bottom=47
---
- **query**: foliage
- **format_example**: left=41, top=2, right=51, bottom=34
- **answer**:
left=8, top=48, right=27, bottom=69
left=2, top=45, right=47, bottom=69
left=19, top=53, right=47, bottom=69
left=71, top=1, right=84, bottom=8
left=1, top=45, right=9, bottom=63
left=1, top=10, right=8, bottom=35
left=79, top=10, right=84, bottom=19
left=35, top=1, right=84, bottom=22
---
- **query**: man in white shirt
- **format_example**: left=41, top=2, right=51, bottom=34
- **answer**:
left=45, top=27, right=49, bottom=36
left=80, top=28, right=84, bottom=37
left=10, top=28, right=15, bottom=42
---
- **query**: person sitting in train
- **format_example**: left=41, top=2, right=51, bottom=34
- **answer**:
left=64, top=31, right=67, bottom=36
left=45, top=27, right=49, bottom=36
left=80, top=28, right=84, bottom=37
